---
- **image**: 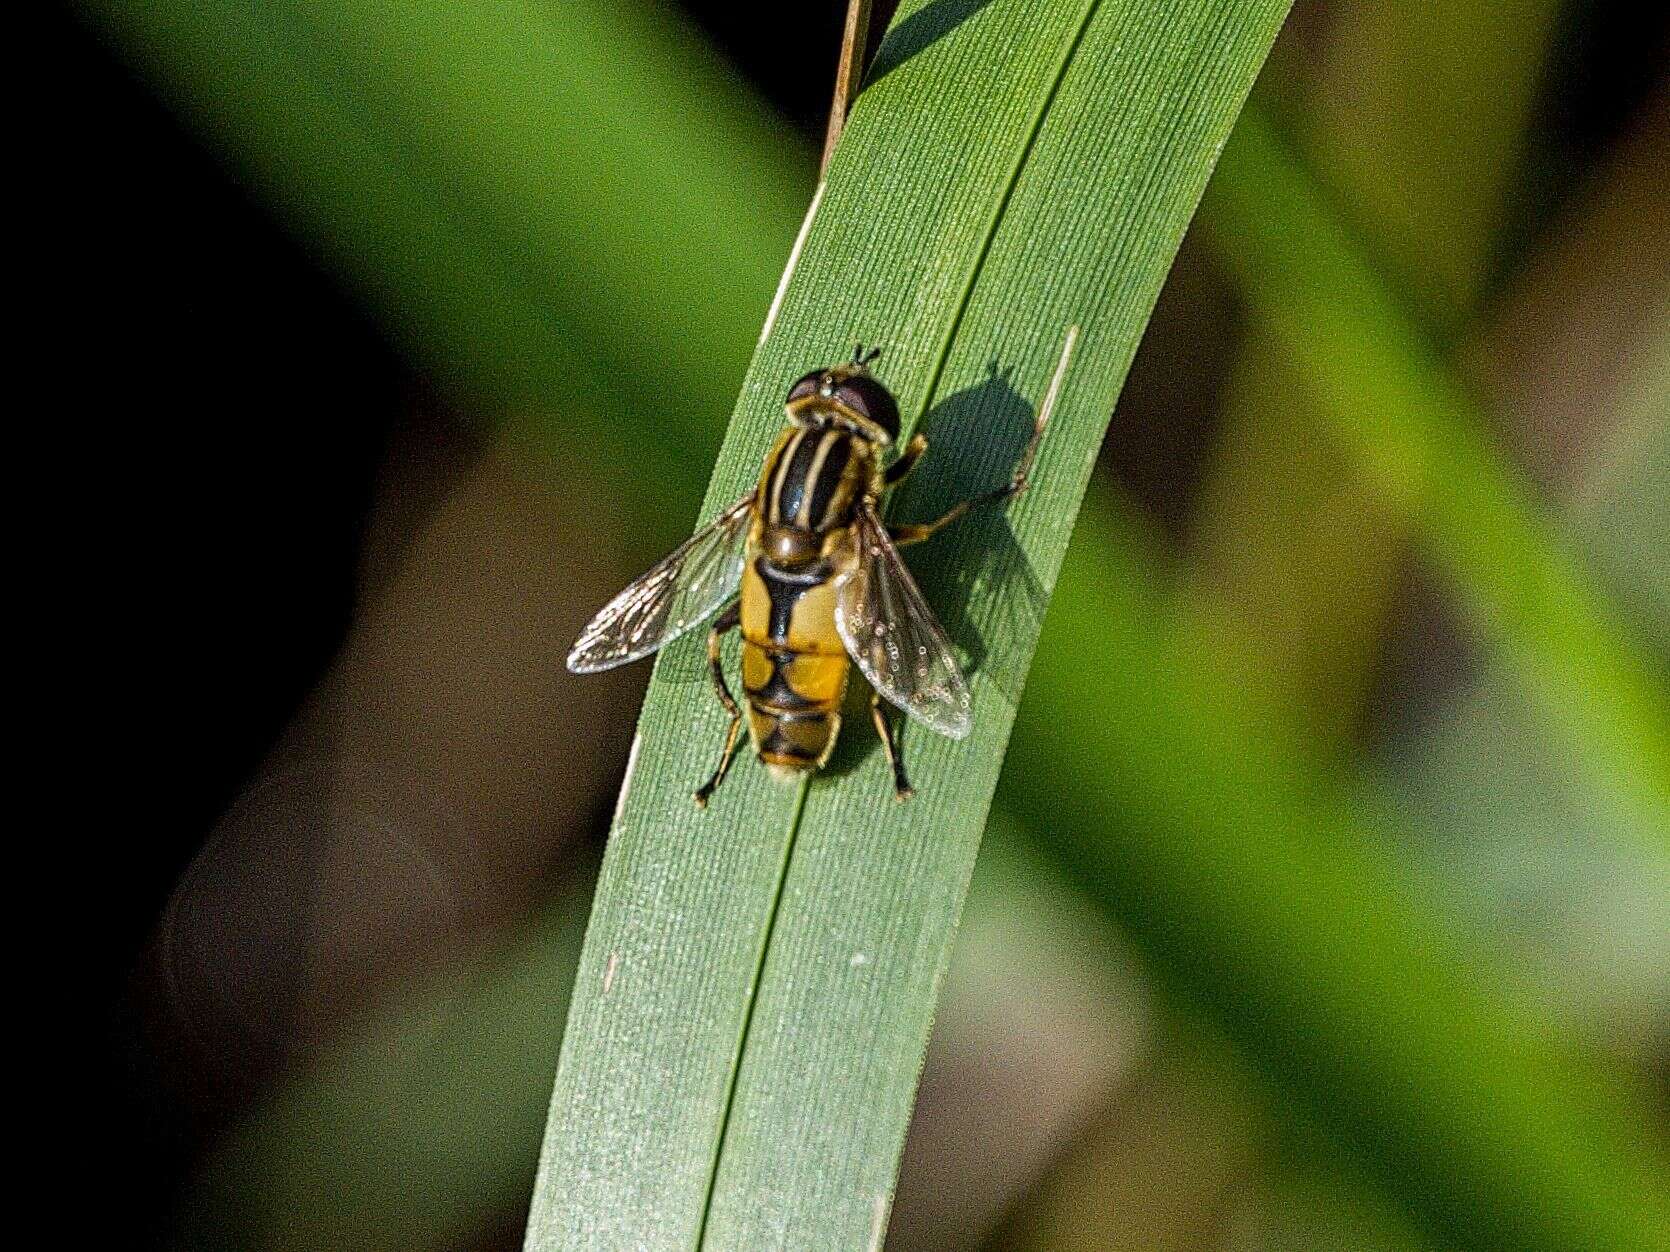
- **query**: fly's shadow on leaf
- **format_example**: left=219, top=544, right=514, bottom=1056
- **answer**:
left=824, top=362, right=1046, bottom=781
left=866, top=0, right=1001, bottom=88
left=891, top=362, right=1047, bottom=708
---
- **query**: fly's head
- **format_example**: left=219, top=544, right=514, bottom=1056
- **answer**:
left=784, top=344, right=900, bottom=446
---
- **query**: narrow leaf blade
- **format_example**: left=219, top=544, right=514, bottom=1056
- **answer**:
left=525, top=1, right=1295, bottom=1246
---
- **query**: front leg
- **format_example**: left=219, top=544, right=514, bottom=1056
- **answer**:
left=887, top=407, right=1047, bottom=547
left=889, top=476, right=1025, bottom=547
left=883, top=433, right=927, bottom=486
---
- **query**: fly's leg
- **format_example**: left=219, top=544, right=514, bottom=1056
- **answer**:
left=883, top=433, right=927, bottom=486
left=870, top=688, right=913, bottom=801
left=694, top=603, right=743, bottom=808
left=887, top=476, right=1017, bottom=547
left=887, top=408, right=1048, bottom=547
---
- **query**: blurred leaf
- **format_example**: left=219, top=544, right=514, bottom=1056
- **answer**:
left=1187, top=0, right=1561, bottom=738
left=1298, top=1, right=1561, bottom=331
left=1391, top=366, right=1670, bottom=1047
left=1392, top=666, right=1670, bottom=1047
left=1248, top=1152, right=1448, bottom=1252
left=526, top=2, right=1294, bottom=1247
left=1202, top=107, right=1670, bottom=837
left=1580, top=324, right=1670, bottom=636
left=1002, top=495, right=1670, bottom=1252
left=178, top=868, right=592, bottom=1252
left=990, top=1037, right=1263, bottom=1252
left=888, top=815, right=1152, bottom=1251
left=1466, top=104, right=1670, bottom=492
left=71, top=0, right=811, bottom=537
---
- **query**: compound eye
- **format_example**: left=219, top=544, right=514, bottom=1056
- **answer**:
left=835, top=382, right=874, bottom=418
left=785, top=369, right=825, bottom=403
left=835, top=375, right=901, bottom=440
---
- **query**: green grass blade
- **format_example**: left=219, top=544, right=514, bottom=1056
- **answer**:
left=526, top=2, right=1293, bottom=1246
left=1392, top=370, right=1670, bottom=1043
left=1185, top=0, right=1561, bottom=740
left=1203, top=107, right=1670, bottom=833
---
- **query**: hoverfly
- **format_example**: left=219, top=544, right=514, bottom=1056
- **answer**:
left=567, top=345, right=1046, bottom=805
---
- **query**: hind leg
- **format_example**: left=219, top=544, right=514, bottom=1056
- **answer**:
left=870, top=689, right=913, bottom=801
left=694, top=603, right=743, bottom=808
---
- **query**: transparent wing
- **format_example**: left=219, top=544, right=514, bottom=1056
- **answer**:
left=566, top=494, right=753, bottom=673
left=836, top=501, right=972, bottom=739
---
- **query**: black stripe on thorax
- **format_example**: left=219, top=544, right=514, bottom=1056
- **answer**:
left=769, top=429, right=852, bottom=531
left=805, top=432, right=853, bottom=528
left=764, top=429, right=805, bottom=523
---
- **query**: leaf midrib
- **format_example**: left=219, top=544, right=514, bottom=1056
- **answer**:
left=689, top=2, right=1105, bottom=1242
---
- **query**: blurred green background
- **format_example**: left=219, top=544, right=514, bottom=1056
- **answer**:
left=59, top=0, right=1666, bottom=1248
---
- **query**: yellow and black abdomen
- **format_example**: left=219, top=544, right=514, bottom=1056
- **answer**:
left=738, top=635, right=848, bottom=770
left=739, top=424, right=871, bottom=772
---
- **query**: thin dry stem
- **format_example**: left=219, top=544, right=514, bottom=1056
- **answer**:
left=821, top=0, right=874, bottom=175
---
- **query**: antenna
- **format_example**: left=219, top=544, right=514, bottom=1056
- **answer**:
left=853, top=343, right=882, bottom=368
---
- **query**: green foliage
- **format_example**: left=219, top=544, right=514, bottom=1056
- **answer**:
left=1183, top=0, right=1562, bottom=741
left=1008, top=495, right=1670, bottom=1252
left=176, top=876, right=593, bottom=1252
left=74, top=0, right=808, bottom=532
left=1205, top=110, right=1670, bottom=834
left=524, top=2, right=1294, bottom=1246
